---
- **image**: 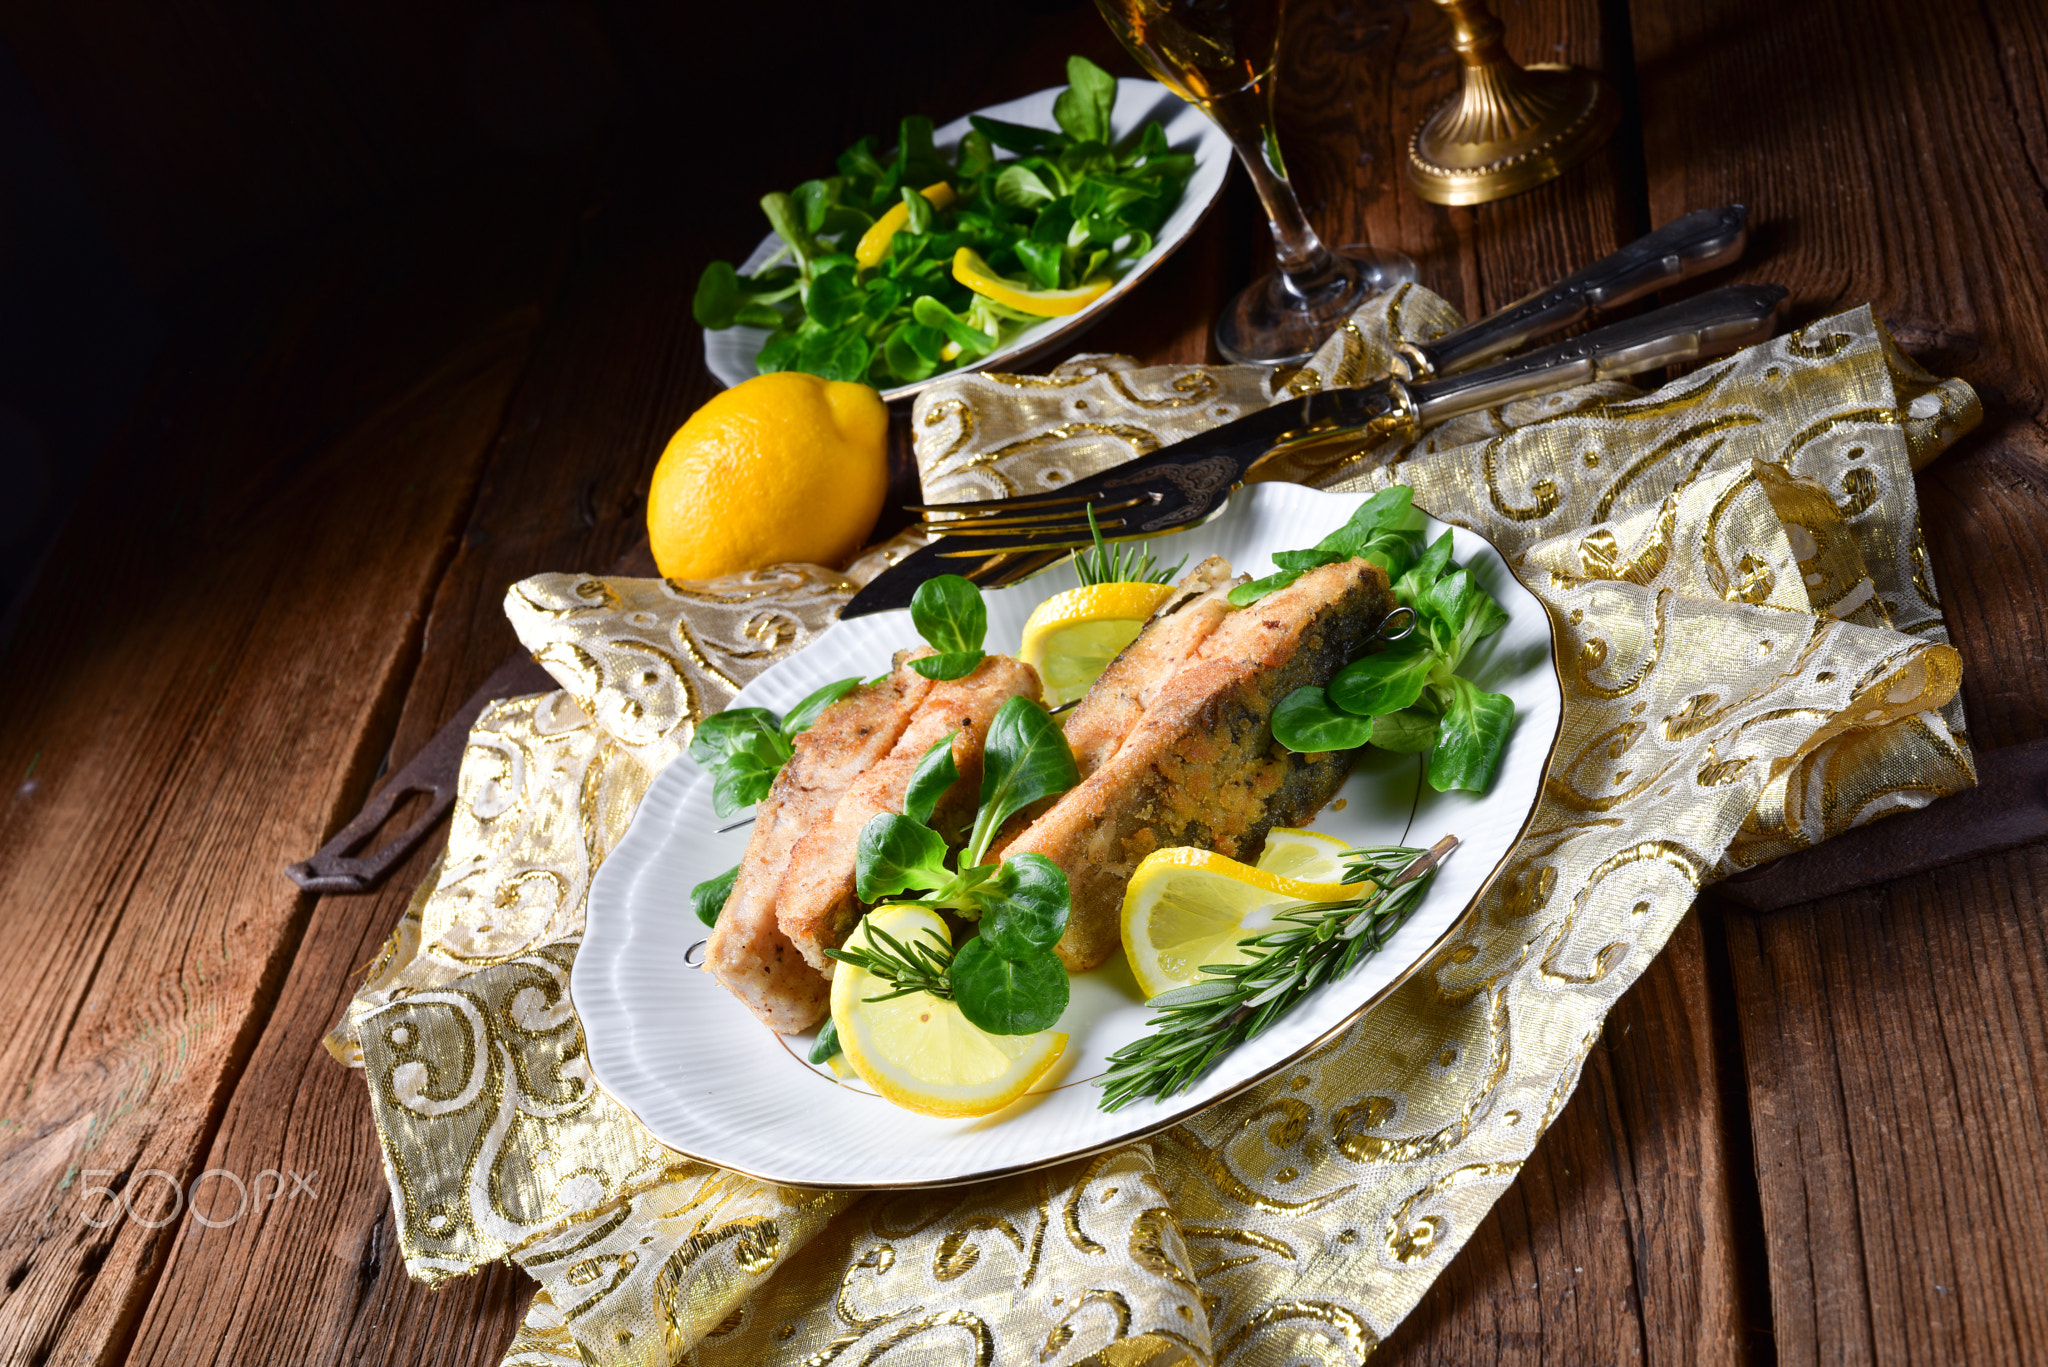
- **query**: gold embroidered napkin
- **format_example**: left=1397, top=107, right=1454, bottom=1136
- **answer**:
left=328, top=284, right=1978, bottom=1366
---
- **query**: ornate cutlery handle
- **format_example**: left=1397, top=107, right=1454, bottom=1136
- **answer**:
left=1405, top=204, right=1750, bottom=377
left=1406, top=282, right=1786, bottom=427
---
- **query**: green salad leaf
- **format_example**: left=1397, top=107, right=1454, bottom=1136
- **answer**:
left=853, top=813, right=954, bottom=904
left=1265, top=487, right=1517, bottom=792
left=1427, top=676, right=1516, bottom=793
left=1230, top=486, right=1418, bottom=607
left=1271, top=686, right=1374, bottom=753
left=690, top=864, right=740, bottom=927
left=690, top=679, right=861, bottom=818
left=1368, top=708, right=1440, bottom=754
left=690, top=707, right=783, bottom=766
left=995, top=163, right=1057, bottom=208
left=697, top=55, right=1193, bottom=389
left=976, top=854, right=1070, bottom=957
left=1395, top=529, right=1456, bottom=605
left=913, top=651, right=985, bottom=681
left=902, top=733, right=961, bottom=827
left=1053, top=54, right=1117, bottom=145
left=781, top=677, right=863, bottom=737
left=1226, top=567, right=1301, bottom=607
left=836, top=683, right=1083, bottom=1035
left=1422, top=568, right=1511, bottom=671
left=971, top=115, right=1059, bottom=155
left=807, top=1018, right=843, bottom=1065
left=1327, top=637, right=1434, bottom=716
left=908, top=574, right=988, bottom=680
left=950, top=938, right=1070, bottom=1034
left=693, top=260, right=797, bottom=330
left=967, top=695, right=1081, bottom=864
left=710, top=727, right=792, bottom=815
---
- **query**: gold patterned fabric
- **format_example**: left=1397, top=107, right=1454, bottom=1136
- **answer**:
left=328, top=285, right=1979, bottom=1365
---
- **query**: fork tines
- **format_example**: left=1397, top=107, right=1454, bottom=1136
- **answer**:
left=923, top=512, right=1129, bottom=538
left=913, top=493, right=1146, bottom=542
left=906, top=489, right=1131, bottom=516
left=930, top=513, right=1120, bottom=552
left=935, top=537, right=1100, bottom=558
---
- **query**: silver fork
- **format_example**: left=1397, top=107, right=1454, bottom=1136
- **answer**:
left=840, top=283, right=1785, bottom=618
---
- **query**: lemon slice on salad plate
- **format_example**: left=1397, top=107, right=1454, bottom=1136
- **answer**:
left=1253, top=827, right=1354, bottom=884
left=951, top=248, right=1114, bottom=318
left=1018, top=581, right=1176, bottom=704
left=1119, top=848, right=1372, bottom=1000
left=832, top=905, right=1069, bottom=1118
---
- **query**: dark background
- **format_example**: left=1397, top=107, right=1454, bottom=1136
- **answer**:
left=0, top=0, right=1163, bottom=643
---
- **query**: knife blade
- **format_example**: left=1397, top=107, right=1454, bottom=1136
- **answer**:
left=842, top=282, right=1787, bottom=618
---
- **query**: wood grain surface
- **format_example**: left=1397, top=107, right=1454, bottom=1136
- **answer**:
left=0, top=186, right=565, bottom=1365
left=0, top=0, right=2042, bottom=1363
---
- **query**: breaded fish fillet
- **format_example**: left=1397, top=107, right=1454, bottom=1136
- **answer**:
left=776, top=654, right=1042, bottom=972
left=1002, top=559, right=1393, bottom=971
left=1062, top=555, right=1242, bottom=778
left=704, top=655, right=933, bottom=1032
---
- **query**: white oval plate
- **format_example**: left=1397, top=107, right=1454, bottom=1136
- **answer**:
left=702, top=78, right=1233, bottom=403
left=577, top=484, right=1562, bottom=1189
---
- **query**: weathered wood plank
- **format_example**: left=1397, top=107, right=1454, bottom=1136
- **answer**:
left=1723, top=847, right=2048, bottom=1365
left=1631, top=0, right=2048, bottom=1362
left=118, top=183, right=727, bottom=1367
left=0, top=189, right=564, bottom=1367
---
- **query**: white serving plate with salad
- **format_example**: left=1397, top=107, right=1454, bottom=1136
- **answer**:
left=702, top=77, right=1232, bottom=403
left=576, top=484, right=1563, bottom=1189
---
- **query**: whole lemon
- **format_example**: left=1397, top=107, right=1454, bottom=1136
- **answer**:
left=648, top=372, right=889, bottom=580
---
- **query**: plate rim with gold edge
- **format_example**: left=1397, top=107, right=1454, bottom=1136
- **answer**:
left=700, top=77, right=1233, bottom=404
left=575, top=482, right=1564, bottom=1189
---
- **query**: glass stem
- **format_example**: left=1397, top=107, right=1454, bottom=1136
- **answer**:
left=1224, top=125, right=1345, bottom=303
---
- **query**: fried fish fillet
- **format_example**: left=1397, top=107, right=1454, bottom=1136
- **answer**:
left=776, top=654, right=1042, bottom=973
left=1002, top=558, right=1394, bottom=971
left=704, top=655, right=933, bottom=1032
left=1061, top=555, right=1242, bottom=779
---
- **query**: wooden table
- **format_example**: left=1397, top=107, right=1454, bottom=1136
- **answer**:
left=2, top=0, right=2043, bottom=1361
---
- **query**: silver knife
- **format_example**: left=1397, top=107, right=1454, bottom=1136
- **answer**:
left=842, top=282, right=1786, bottom=618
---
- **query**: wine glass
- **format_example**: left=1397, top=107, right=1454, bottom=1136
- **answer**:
left=1095, top=0, right=1416, bottom=365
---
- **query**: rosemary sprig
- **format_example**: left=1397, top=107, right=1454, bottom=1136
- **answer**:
left=1072, top=503, right=1185, bottom=587
left=1097, top=837, right=1459, bottom=1112
left=825, top=921, right=956, bottom=1003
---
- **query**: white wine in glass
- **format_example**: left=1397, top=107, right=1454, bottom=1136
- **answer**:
left=1095, top=0, right=1416, bottom=364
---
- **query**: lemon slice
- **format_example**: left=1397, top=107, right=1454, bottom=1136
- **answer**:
left=854, top=183, right=956, bottom=270
left=952, top=248, right=1114, bottom=317
left=1256, top=827, right=1353, bottom=884
left=832, top=905, right=1069, bottom=1117
left=1121, top=848, right=1372, bottom=999
left=1019, top=581, right=1176, bottom=705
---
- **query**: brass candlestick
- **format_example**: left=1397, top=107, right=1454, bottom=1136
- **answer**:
left=1407, top=0, right=1619, bottom=205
